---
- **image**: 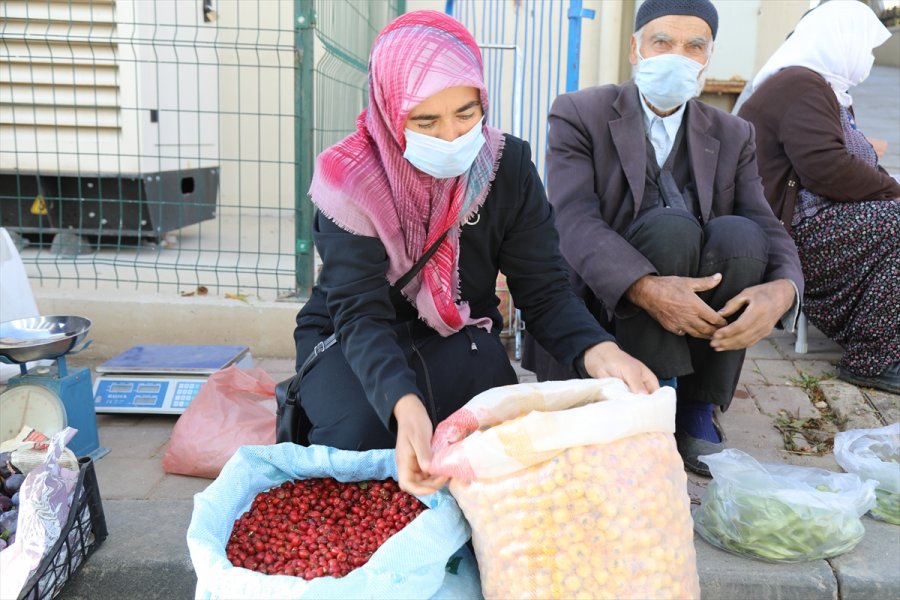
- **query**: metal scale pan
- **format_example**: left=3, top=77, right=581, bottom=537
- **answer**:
left=0, top=315, right=106, bottom=460
left=0, top=315, right=92, bottom=366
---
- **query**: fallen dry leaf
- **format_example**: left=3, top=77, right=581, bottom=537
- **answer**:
left=181, top=285, right=209, bottom=297
left=225, top=292, right=250, bottom=303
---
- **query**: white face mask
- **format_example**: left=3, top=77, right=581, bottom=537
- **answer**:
left=403, top=118, right=486, bottom=179
left=635, top=51, right=708, bottom=112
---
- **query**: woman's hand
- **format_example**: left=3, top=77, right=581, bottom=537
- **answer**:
left=582, top=342, right=660, bottom=394
left=393, top=394, right=449, bottom=496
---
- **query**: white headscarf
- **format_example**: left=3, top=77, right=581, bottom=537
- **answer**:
left=752, top=0, right=891, bottom=108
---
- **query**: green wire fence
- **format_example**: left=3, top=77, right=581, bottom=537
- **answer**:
left=0, top=0, right=402, bottom=301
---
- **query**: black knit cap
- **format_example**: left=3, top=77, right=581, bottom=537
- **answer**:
left=635, top=0, right=719, bottom=39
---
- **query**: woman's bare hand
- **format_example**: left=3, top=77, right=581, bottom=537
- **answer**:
left=582, top=342, right=660, bottom=394
left=392, top=394, right=448, bottom=496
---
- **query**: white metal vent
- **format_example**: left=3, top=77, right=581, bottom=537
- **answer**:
left=1, top=0, right=218, bottom=175
left=0, top=0, right=119, bottom=136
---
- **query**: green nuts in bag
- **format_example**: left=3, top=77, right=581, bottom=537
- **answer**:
left=693, top=449, right=877, bottom=562
left=834, top=424, right=900, bottom=525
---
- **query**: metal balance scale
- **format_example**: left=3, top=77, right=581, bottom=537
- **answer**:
left=92, top=344, right=252, bottom=415
left=0, top=315, right=108, bottom=460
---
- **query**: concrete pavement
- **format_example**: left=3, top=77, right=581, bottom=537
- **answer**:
left=35, top=324, right=897, bottom=599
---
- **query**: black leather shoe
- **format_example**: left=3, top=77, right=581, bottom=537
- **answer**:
left=675, top=419, right=726, bottom=477
left=837, top=362, right=900, bottom=395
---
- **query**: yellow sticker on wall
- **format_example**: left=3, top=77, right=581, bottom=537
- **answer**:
left=30, top=195, right=48, bottom=215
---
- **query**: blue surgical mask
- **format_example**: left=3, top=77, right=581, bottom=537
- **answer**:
left=635, top=52, right=707, bottom=112
left=403, top=118, right=486, bottom=179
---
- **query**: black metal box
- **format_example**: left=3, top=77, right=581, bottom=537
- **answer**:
left=0, top=167, right=219, bottom=242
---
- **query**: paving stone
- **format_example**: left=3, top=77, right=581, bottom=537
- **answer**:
left=512, top=360, right=538, bottom=383
left=725, top=387, right=761, bottom=416
left=96, top=423, right=171, bottom=460
left=771, top=334, right=843, bottom=362
left=746, top=383, right=819, bottom=420
left=153, top=472, right=213, bottom=500
left=685, top=473, right=710, bottom=502
left=746, top=339, right=785, bottom=360
left=694, top=533, right=838, bottom=600
left=754, top=359, right=802, bottom=386
left=819, top=380, right=885, bottom=430
left=792, top=359, right=839, bottom=380
left=716, top=410, right=784, bottom=464
left=92, top=456, right=167, bottom=499
left=828, top=516, right=900, bottom=600
left=769, top=333, right=809, bottom=359
left=738, top=361, right=768, bottom=386
left=862, top=389, right=900, bottom=425
left=58, top=500, right=197, bottom=600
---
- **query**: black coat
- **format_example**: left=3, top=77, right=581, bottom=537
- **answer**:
left=295, top=135, right=613, bottom=426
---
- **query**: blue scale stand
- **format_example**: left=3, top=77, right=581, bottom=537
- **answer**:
left=7, top=355, right=109, bottom=461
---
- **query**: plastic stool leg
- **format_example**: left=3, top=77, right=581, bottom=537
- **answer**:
left=795, top=312, right=808, bottom=354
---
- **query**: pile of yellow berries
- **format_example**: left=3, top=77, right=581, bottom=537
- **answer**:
left=450, top=432, right=700, bottom=599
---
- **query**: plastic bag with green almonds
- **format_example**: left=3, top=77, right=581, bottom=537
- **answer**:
left=834, top=423, right=900, bottom=525
left=693, top=449, right=877, bottom=563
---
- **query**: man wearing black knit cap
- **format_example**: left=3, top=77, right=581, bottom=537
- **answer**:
left=523, top=0, right=804, bottom=476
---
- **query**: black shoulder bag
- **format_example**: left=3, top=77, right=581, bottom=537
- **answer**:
left=275, top=228, right=452, bottom=444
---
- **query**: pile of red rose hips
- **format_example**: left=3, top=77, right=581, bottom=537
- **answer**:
left=225, top=477, right=427, bottom=579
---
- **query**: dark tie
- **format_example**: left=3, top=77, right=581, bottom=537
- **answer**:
left=658, top=169, right=688, bottom=211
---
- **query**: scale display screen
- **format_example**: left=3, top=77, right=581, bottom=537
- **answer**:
left=92, top=344, right=253, bottom=414
left=93, top=377, right=205, bottom=414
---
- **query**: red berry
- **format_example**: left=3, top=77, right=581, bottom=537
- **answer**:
left=224, top=477, right=426, bottom=580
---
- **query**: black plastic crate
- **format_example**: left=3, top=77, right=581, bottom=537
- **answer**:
left=18, top=457, right=108, bottom=600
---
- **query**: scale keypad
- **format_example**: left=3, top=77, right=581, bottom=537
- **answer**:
left=171, top=381, right=203, bottom=409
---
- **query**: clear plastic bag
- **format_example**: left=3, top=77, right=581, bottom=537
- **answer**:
left=0, top=427, right=80, bottom=599
left=834, top=423, right=900, bottom=524
left=694, top=449, right=878, bottom=562
left=430, top=379, right=699, bottom=600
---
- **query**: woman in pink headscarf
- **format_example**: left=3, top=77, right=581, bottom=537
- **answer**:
left=293, top=10, right=657, bottom=494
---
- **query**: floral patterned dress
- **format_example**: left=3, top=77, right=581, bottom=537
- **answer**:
left=791, top=106, right=899, bottom=376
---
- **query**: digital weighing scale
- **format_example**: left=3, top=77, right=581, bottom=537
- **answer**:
left=93, top=344, right=253, bottom=414
left=0, top=315, right=108, bottom=461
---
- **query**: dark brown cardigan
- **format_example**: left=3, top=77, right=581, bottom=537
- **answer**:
left=738, top=66, right=900, bottom=232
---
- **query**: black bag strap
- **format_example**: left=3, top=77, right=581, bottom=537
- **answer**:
left=394, top=226, right=452, bottom=291
left=286, top=225, right=454, bottom=398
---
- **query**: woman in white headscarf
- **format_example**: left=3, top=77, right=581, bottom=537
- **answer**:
left=739, top=0, right=900, bottom=394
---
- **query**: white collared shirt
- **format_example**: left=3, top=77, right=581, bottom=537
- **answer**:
left=639, top=92, right=687, bottom=167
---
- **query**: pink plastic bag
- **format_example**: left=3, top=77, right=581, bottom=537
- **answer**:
left=163, top=366, right=277, bottom=478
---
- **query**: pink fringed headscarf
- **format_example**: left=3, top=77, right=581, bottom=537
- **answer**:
left=308, top=10, right=505, bottom=337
